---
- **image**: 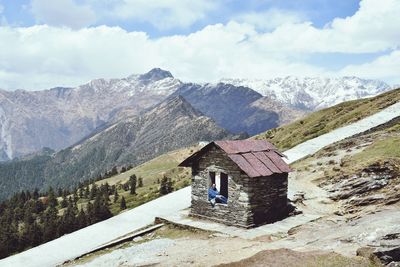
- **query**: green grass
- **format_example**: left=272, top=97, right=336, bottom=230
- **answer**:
left=255, top=88, right=400, bottom=150
left=349, top=136, right=400, bottom=167
left=89, top=145, right=198, bottom=215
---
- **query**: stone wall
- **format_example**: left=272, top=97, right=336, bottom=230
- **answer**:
left=243, top=173, right=288, bottom=225
left=190, top=144, right=289, bottom=228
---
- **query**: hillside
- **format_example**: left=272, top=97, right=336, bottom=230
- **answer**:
left=2, top=97, right=399, bottom=266
left=0, top=96, right=229, bottom=200
left=0, top=68, right=181, bottom=161
left=61, top=107, right=400, bottom=267
left=256, top=88, right=400, bottom=150
left=92, top=145, right=198, bottom=214
left=172, top=82, right=303, bottom=135
left=71, top=107, right=400, bottom=267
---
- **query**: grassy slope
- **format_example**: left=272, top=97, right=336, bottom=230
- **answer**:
left=255, top=88, right=400, bottom=151
left=292, top=121, right=400, bottom=182
left=60, top=145, right=198, bottom=216
left=350, top=126, right=400, bottom=166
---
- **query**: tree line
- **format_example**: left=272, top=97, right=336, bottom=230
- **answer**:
left=0, top=172, right=174, bottom=259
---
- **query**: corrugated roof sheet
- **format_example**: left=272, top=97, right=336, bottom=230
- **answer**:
left=179, top=140, right=292, bottom=178
left=215, top=140, right=277, bottom=154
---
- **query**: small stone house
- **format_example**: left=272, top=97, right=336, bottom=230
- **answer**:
left=179, top=140, right=292, bottom=228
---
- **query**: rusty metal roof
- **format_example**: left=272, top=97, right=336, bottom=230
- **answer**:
left=179, top=140, right=292, bottom=178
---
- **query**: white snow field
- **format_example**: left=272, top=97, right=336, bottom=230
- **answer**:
left=1, top=101, right=399, bottom=267
left=283, top=101, right=400, bottom=163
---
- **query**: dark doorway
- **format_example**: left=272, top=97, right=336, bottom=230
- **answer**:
left=220, top=172, right=228, bottom=199
left=209, top=171, right=215, bottom=185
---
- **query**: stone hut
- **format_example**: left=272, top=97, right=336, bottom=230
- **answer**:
left=179, top=140, right=292, bottom=228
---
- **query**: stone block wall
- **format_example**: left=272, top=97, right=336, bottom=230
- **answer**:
left=190, top=145, right=288, bottom=228
left=243, top=173, right=288, bottom=225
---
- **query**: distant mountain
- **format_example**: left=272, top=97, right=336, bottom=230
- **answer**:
left=171, top=83, right=303, bottom=135
left=221, top=76, right=392, bottom=110
left=0, top=68, right=182, bottom=160
left=0, top=69, right=391, bottom=161
left=0, top=96, right=230, bottom=200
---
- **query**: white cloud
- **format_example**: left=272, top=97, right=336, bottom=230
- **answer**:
left=31, top=0, right=96, bottom=29
left=234, top=9, right=306, bottom=31
left=0, top=23, right=327, bottom=90
left=110, top=0, right=217, bottom=29
left=254, top=0, right=400, bottom=54
left=339, top=50, right=400, bottom=84
left=0, top=0, right=399, bottom=90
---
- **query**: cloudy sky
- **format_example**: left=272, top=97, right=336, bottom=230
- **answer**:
left=0, top=0, right=399, bottom=90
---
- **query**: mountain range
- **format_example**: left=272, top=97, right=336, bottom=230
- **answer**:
left=221, top=76, right=391, bottom=110
left=0, top=69, right=391, bottom=162
left=0, top=95, right=231, bottom=199
left=0, top=69, right=180, bottom=161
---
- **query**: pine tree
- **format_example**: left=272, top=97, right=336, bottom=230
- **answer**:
left=113, top=190, right=119, bottom=203
left=57, top=187, right=63, bottom=197
left=42, top=205, right=58, bottom=242
left=60, top=201, right=77, bottom=235
left=33, top=188, right=39, bottom=200
left=120, top=196, right=127, bottom=210
left=73, top=190, right=78, bottom=202
left=30, top=221, right=42, bottom=247
left=23, top=206, right=34, bottom=225
left=60, top=196, right=68, bottom=208
left=138, top=177, right=144, bottom=187
left=129, top=174, right=137, bottom=195
left=47, top=187, right=58, bottom=208
left=92, top=194, right=112, bottom=223
left=90, top=183, right=98, bottom=200
left=86, top=202, right=94, bottom=225
left=79, top=187, right=84, bottom=199
left=110, top=166, right=118, bottom=176
left=84, top=185, right=90, bottom=199
left=76, top=209, right=87, bottom=229
left=159, top=176, right=173, bottom=195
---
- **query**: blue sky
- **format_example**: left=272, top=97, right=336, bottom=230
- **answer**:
left=0, top=0, right=399, bottom=90
left=1, top=0, right=361, bottom=35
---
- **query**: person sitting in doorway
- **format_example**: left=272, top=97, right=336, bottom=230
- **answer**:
left=208, top=184, right=227, bottom=206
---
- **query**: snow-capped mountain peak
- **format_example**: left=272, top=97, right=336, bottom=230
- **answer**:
left=221, top=76, right=392, bottom=110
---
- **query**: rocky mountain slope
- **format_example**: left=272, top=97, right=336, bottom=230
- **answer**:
left=171, top=82, right=305, bottom=135
left=1, top=69, right=390, bottom=161
left=0, top=68, right=181, bottom=161
left=222, top=76, right=392, bottom=110
left=0, top=96, right=230, bottom=200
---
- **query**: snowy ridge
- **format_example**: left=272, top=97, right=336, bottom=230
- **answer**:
left=2, top=100, right=400, bottom=267
left=221, top=76, right=391, bottom=110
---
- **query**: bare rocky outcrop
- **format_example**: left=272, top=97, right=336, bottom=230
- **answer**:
left=322, top=160, right=400, bottom=213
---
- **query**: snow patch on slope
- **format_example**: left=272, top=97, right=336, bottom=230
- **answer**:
left=0, top=106, right=12, bottom=160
